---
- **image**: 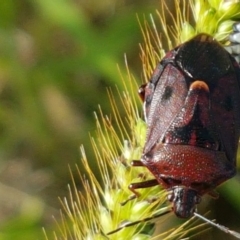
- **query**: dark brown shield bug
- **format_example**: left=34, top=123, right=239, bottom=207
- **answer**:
left=132, top=33, right=240, bottom=217
left=129, top=34, right=240, bottom=229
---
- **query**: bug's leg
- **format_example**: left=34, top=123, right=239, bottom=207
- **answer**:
left=121, top=160, right=159, bottom=205
left=130, top=160, right=159, bottom=195
left=131, top=160, right=148, bottom=179
left=225, top=22, right=240, bottom=63
left=121, top=179, right=159, bottom=205
left=131, top=160, right=145, bottom=166
left=129, top=179, right=159, bottom=196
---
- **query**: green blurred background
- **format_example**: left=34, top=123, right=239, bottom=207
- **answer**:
left=0, top=0, right=239, bottom=239
left=0, top=0, right=159, bottom=239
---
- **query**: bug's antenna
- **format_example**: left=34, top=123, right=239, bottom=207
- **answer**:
left=194, top=212, right=240, bottom=239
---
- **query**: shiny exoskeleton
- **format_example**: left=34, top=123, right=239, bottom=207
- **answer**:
left=130, top=33, right=240, bottom=218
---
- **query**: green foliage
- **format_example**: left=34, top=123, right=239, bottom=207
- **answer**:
left=0, top=0, right=160, bottom=239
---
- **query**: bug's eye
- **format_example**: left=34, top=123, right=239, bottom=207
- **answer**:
left=138, top=84, right=147, bottom=101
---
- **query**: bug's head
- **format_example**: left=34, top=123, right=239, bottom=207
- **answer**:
left=167, top=186, right=201, bottom=218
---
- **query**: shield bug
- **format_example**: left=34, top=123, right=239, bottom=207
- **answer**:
left=128, top=34, right=240, bottom=232
left=107, top=33, right=240, bottom=238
